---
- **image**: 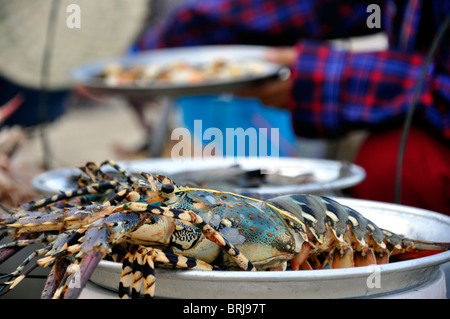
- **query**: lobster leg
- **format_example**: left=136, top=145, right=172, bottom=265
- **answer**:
left=114, top=202, right=256, bottom=271
left=0, top=247, right=51, bottom=297
left=61, top=253, right=103, bottom=299
left=40, top=211, right=144, bottom=299
left=0, top=233, right=38, bottom=266
left=354, top=249, right=378, bottom=267
left=21, top=181, right=120, bottom=210
left=22, top=160, right=140, bottom=211
left=0, top=246, right=23, bottom=265
left=330, top=247, right=355, bottom=268
left=120, top=249, right=153, bottom=299
left=330, top=228, right=355, bottom=268
left=100, top=160, right=137, bottom=185
left=0, top=262, right=40, bottom=297
left=0, top=233, right=50, bottom=250
left=0, top=245, right=51, bottom=280
left=0, top=229, right=82, bottom=297
left=78, top=163, right=100, bottom=184
left=102, top=188, right=141, bottom=207
left=6, top=204, right=114, bottom=234
left=119, top=246, right=218, bottom=299
left=290, top=242, right=311, bottom=270
left=81, top=162, right=113, bottom=183
left=76, top=162, right=115, bottom=188
left=41, top=259, right=69, bottom=299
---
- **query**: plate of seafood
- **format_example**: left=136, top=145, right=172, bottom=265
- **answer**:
left=71, top=45, right=289, bottom=97
left=31, top=157, right=366, bottom=198
left=1, top=160, right=449, bottom=299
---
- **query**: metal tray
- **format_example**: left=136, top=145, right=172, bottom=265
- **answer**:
left=32, top=157, right=366, bottom=197
left=71, top=45, right=289, bottom=97
left=89, top=198, right=450, bottom=298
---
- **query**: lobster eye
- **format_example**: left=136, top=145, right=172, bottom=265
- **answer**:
left=161, top=184, right=175, bottom=194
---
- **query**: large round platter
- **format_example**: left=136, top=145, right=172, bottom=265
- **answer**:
left=89, top=197, right=450, bottom=298
left=32, top=157, right=366, bottom=197
left=71, top=45, right=288, bottom=97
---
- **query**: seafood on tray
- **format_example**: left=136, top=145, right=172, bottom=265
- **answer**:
left=100, top=58, right=268, bottom=87
left=0, top=160, right=448, bottom=299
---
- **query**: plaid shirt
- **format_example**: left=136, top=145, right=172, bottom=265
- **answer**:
left=138, top=0, right=450, bottom=141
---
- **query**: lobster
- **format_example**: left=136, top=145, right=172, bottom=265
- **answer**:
left=0, top=160, right=448, bottom=299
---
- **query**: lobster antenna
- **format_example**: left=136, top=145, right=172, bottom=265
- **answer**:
left=394, top=13, right=450, bottom=204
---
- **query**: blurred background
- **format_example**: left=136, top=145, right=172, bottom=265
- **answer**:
left=0, top=0, right=387, bottom=199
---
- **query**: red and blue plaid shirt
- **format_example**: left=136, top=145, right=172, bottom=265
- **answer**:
left=138, top=0, right=450, bottom=141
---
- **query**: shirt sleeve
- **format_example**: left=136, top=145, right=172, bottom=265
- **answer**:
left=137, top=0, right=379, bottom=50
left=288, top=39, right=450, bottom=140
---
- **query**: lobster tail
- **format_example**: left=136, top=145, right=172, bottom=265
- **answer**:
left=380, top=227, right=450, bottom=260
left=267, top=194, right=450, bottom=269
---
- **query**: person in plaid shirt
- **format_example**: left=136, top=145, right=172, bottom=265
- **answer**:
left=137, top=0, right=450, bottom=213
